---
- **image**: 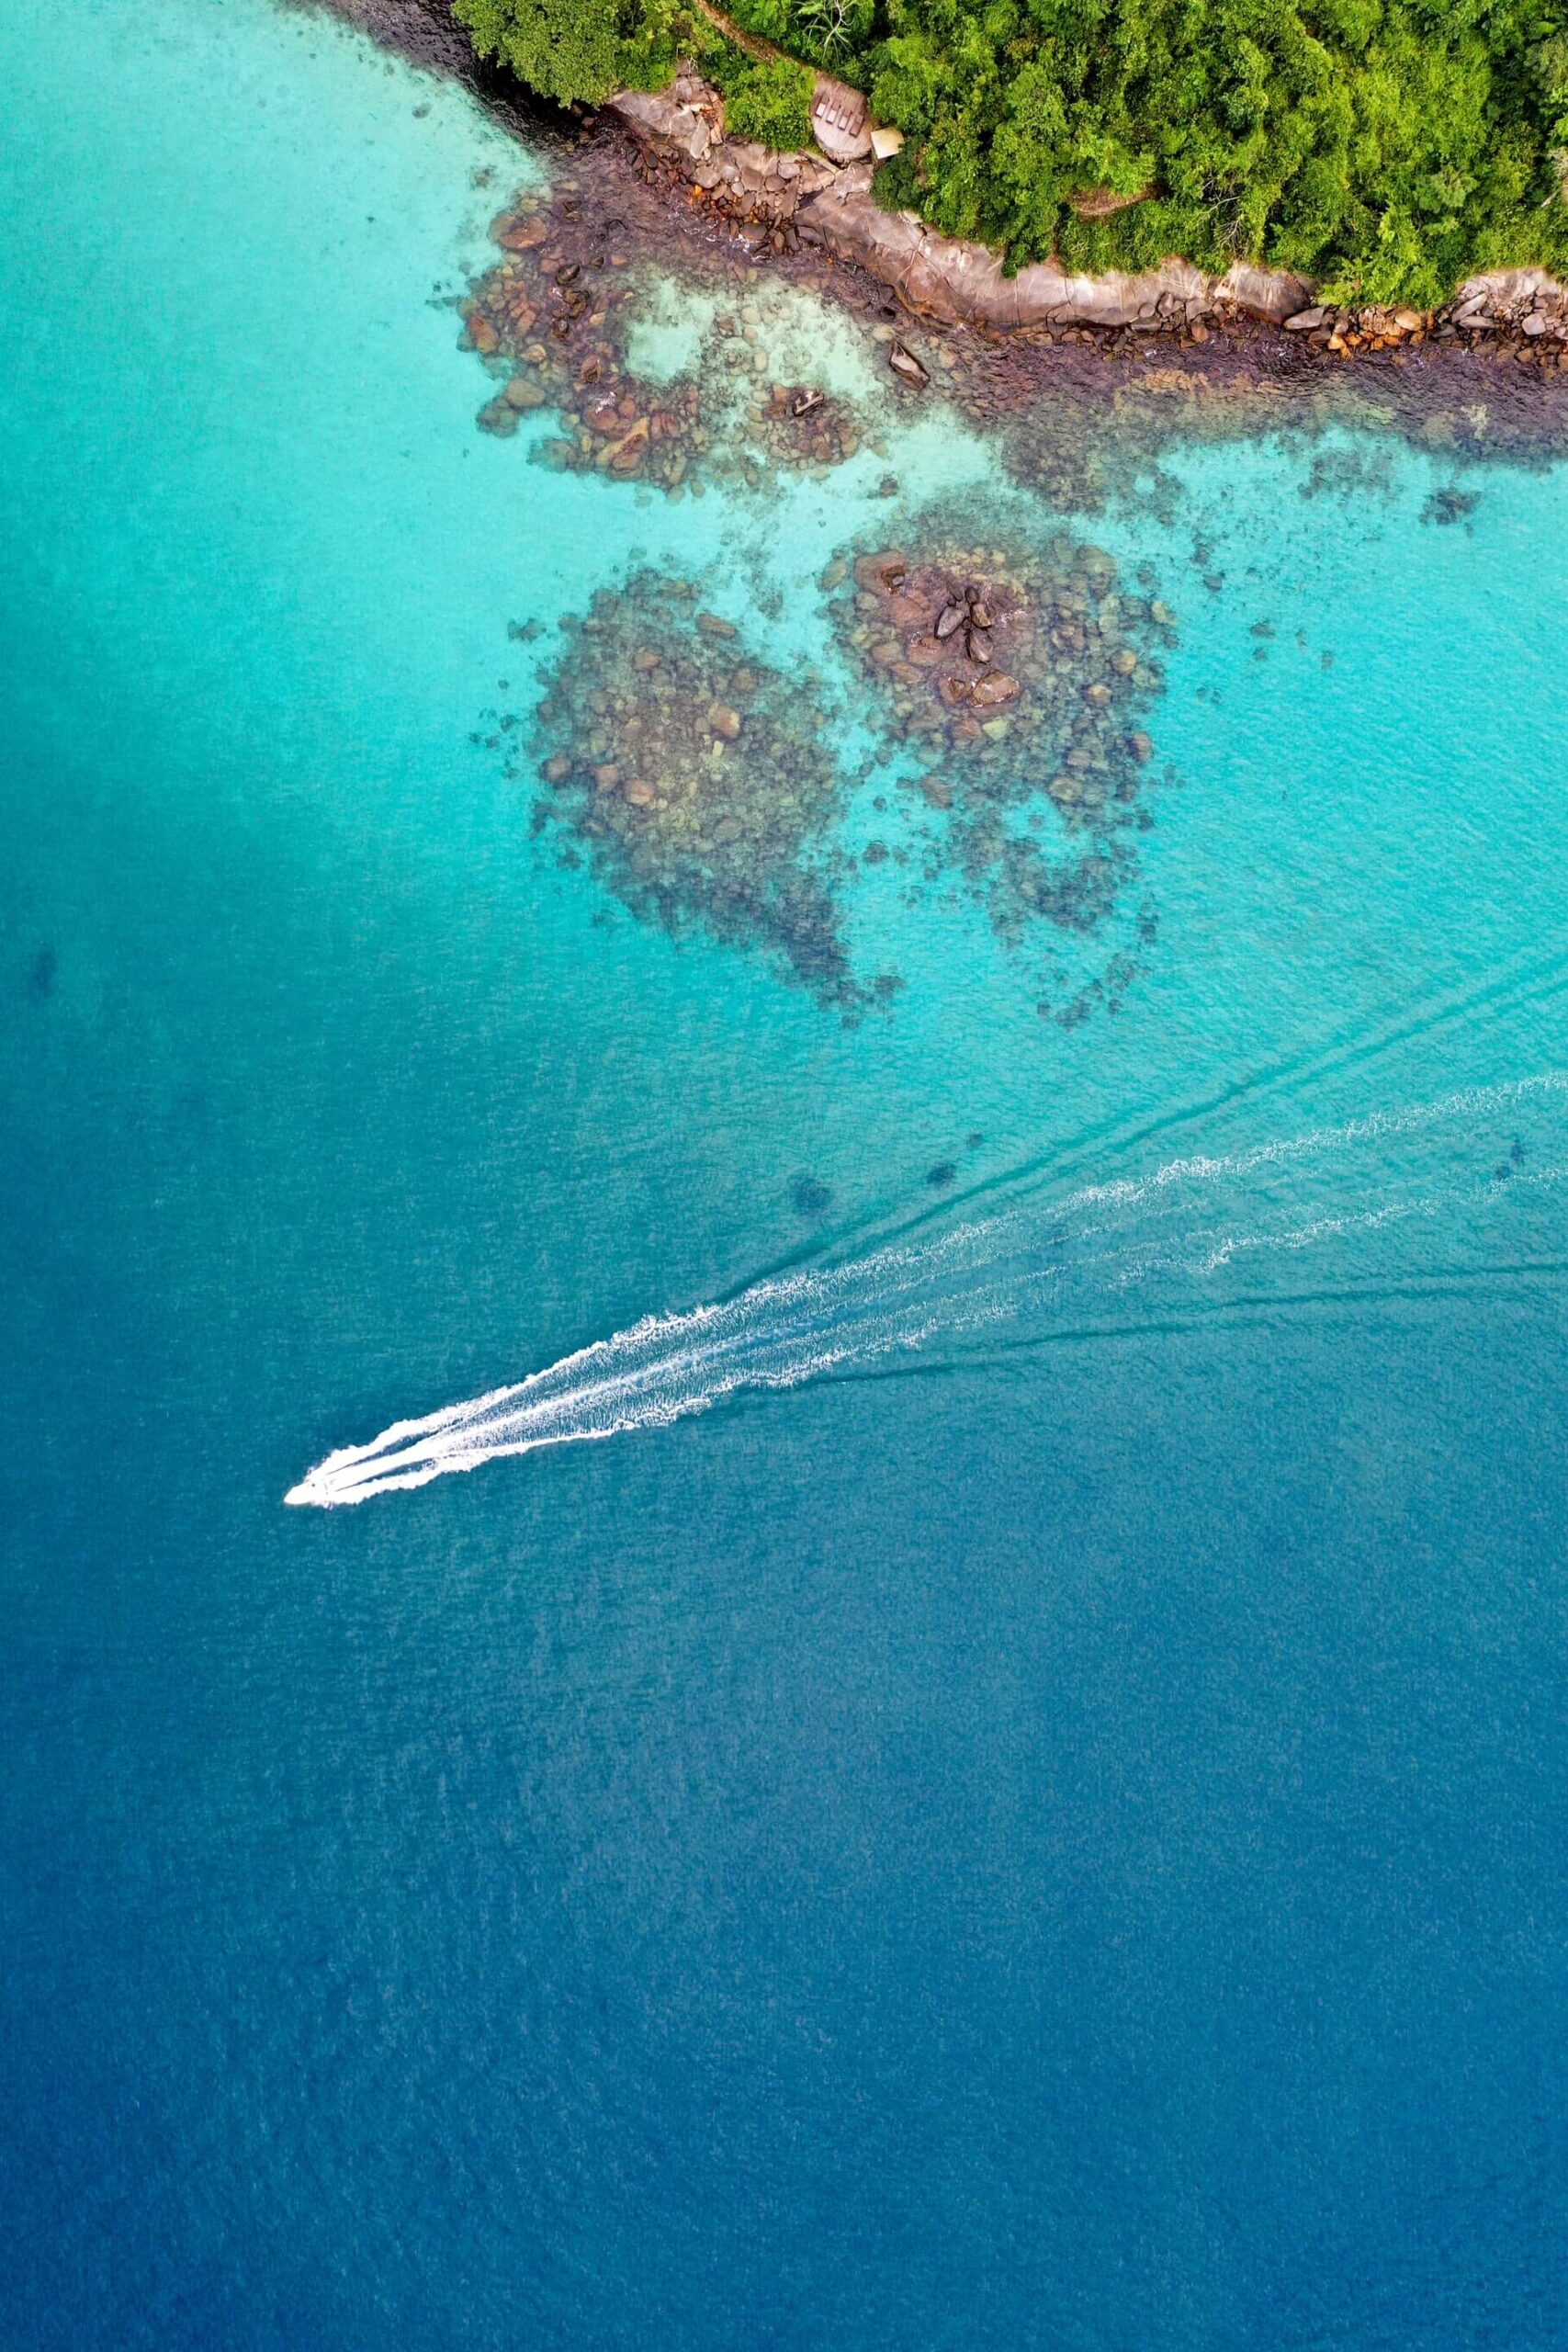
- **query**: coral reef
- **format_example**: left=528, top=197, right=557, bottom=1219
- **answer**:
left=532, top=572, right=868, bottom=1004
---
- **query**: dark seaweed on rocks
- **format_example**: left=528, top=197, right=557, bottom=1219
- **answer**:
left=533, top=573, right=864, bottom=1006
left=446, top=112, right=1568, bottom=542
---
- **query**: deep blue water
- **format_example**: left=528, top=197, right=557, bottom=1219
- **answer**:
left=6, top=2, right=1568, bottom=2343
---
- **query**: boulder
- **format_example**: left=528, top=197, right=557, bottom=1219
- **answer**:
left=494, top=215, right=547, bottom=253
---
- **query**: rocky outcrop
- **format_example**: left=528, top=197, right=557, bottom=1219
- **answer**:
left=606, top=79, right=1312, bottom=328
left=797, top=171, right=1313, bottom=326
left=608, top=74, right=1568, bottom=343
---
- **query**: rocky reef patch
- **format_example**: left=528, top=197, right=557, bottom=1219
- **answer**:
left=463, top=174, right=897, bottom=495
left=530, top=572, right=873, bottom=1006
left=527, top=521, right=1168, bottom=1023
left=829, top=524, right=1164, bottom=1013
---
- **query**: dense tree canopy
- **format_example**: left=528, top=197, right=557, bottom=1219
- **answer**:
left=453, top=0, right=1568, bottom=301
left=454, top=0, right=679, bottom=105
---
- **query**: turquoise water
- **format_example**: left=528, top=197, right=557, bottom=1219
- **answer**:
left=6, top=0, right=1568, bottom=2342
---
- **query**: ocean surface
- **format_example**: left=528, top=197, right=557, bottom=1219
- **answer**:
left=6, top=1, right=1568, bottom=2343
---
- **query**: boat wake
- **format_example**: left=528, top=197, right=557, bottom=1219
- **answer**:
left=287, top=1079, right=1567, bottom=1506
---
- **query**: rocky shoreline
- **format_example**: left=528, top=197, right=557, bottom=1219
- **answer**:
left=611, top=73, right=1568, bottom=361
left=313, top=0, right=1568, bottom=383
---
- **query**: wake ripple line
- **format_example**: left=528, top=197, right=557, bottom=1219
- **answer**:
left=287, top=1080, right=1567, bottom=1507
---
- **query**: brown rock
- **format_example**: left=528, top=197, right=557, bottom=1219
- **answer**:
left=468, top=313, right=500, bottom=356
left=494, top=215, right=547, bottom=253
left=971, top=672, right=1021, bottom=707
left=604, top=417, right=649, bottom=472
left=854, top=551, right=908, bottom=594
left=696, top=611, right=738, bottom=639
left=503, top=377, right=545, bottom=410
left=918, top=774, right=953, bottom=808
left=706, top=702, right=742, bottom=740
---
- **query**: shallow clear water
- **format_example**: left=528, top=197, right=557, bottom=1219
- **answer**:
left=6, top=2, right=1568, bottom=2344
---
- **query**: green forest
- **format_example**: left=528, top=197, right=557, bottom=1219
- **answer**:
left=453, top=0, right=1568, bottom=303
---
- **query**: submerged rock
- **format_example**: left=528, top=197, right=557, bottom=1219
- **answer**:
left=531, top=571, right=864, bottom=1008
left=788, top=1172, right=835, bottom=1219
left=459, top=174, right=886, bottom=501
left=829, top=515, right=1165, bottom=1008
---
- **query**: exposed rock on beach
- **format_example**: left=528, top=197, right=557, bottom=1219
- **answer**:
left=609, top=71, right=1568, bottom=359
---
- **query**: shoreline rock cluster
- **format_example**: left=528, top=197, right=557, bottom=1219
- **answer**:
left=1280, top=278, right=1568, bottom=373
left=609, top=73, right=1568, bottom=361
left=464, top=178, right=883, bottom=492
left=457, top=152, right=1568, bottom=537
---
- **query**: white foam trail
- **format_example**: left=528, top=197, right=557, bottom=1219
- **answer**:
left=287, top=1079, right=1567, bottom=1506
